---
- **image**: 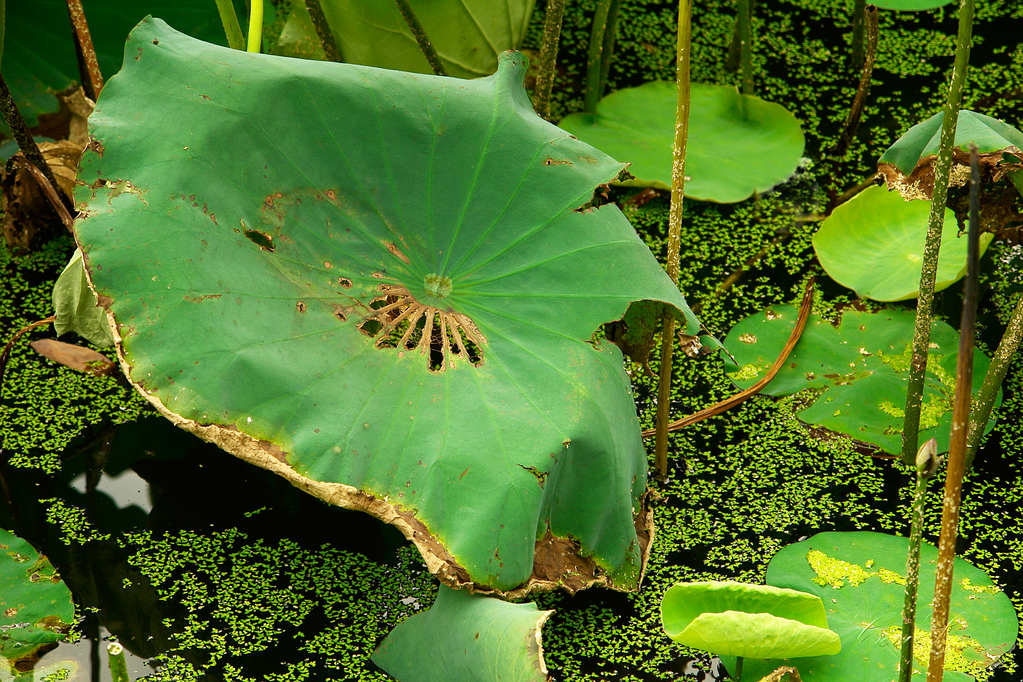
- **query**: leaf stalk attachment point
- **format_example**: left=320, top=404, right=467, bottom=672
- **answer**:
left=653, top=0, right=692, bottom=480
left=898, top=0, right=974, bottom=467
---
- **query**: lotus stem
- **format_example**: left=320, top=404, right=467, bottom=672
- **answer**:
left=65, top=0, right=103, bottom=99
left=926, top=145, right=981, bottom=681
left=246, top=0, right=263, bottom=52
left=834, top=4, right=878, bottom=156
left=898, top=0, right=975, bottom=467
left=597, top=0, right=622, bottom=103
left=305, top=0, right=343, bottom=62
left=653, top=0, right=692, bottom=481
left=583, top=0, right=618, bottom=113
left=214, top=0, right=245, bottom=51
left=737, top=0, right=753, bottom=95
left=0, top=0, right=5, bottom=70
left=733, top=655, right=744, bottom=681
left=964, top=291, right=1023, bottom=470
left=0, top=317, right=56, bottom=404
left=0, top=75, right=71, bottom=211
left=107, top=642, right=129, bottom=682
left=896, top=438, right=939, bottom=682
left=534, top=0, right=566, bottom=120
left=851, top=0, right=866, bottom=70
left=394, top=0, right=447, bottom=76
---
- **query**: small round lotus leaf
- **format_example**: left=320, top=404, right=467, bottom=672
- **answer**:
left=731, top=531, right=1019, bottom=681
left=723, top=304, right=998, bottom=454
left=559, top=82, right=804, bottom=203
left=372, top=586, right=551, bottom=682
left=661, top=582, right=841, bottom=659
left=813, top=185, right=992, bottom=302
left=75, top=20, right=703, bottom=594
left=1, top=529, right=74, bottom=664
left=879, top=110, right=1023, bottom=199
left=871, top=0, right=954, bottom=9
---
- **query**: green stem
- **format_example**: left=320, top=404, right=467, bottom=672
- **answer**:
left=107, top=642, right=129, bottom=682
left=734, top=655, right=744, bottom=681
left=583, top=0, right=614, bottom=113
left=394, top=0, right=447, bottom=76
left=1, top=0, right=7, bottom=71
left=654, top=0, right=692, bottom=481
left=899, top=0, right=975, bottom=466
left=246, top=0, right=263, bottom=53
left=851, top=0, right=866, bottom=70
left=597, top=0, right=622, bottom=101
left=897, top=438, right=939, bottom=682
left=964, top=291, right=1023, bottom=470
left=214, top=0, right=245, bottom=51
left=534, top=0, right=566, bottom=120
left=305, top=0, right=343, bottom=62
left=737, top=0, right=753, bottom=95
left=926, top=145, right=981, bottom=681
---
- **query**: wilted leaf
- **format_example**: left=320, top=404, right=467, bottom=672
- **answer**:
left=372, top=586, right=551, bottom=682
left=559, top=82, right=804, bottom=203
left=723, top=304, right=997, bottom=454
left=75, top=20, right=704, bottom=594
left=52, top=249, right=114, bottom=348
left=30, top=339, right=114, bottom=375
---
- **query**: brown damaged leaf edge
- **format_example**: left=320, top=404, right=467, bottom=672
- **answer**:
left=878, top=147, right=1023, bottom=201
left=83, top=258, right=655, bottom=599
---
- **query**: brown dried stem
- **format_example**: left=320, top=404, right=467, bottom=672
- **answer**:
left=834, top=4, right=878, bottom=156
left=65, top=0, right=103, bottom=100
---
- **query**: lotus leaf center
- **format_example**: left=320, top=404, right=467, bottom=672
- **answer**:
left=424, top=273, right=453, bottom=298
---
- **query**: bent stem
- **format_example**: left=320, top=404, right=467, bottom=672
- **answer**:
left=834, top=4, right=878, bottom=156
left=534, top=0, right=566, bottom=120
left=899, top=0, right=975, bottom=466
left=897, top=438, right=939, bottom=682
left=964, top=291, right=1023, bottom=469
left=926, top=146, right=981, bottom=681
left=583, top=0, right=619, bottom=113
left=214, top=0, right=245, bottom=51
left=306, top=0, right=343, bottom=62
left=394, top=0, right=447, bottom=76
left=246, top=0, right=263, bottom=52
left=654, top=0, right=692, bottom=481
left=0, top=74, right=70, bottom=210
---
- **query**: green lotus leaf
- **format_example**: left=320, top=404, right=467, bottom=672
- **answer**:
left=879, top=110, right=1023, bottom=200
left=75, top=20, right=704, bottom=594
left=1, top=0, right=234, bottom=127
left=730, top=531, right=1019, bottom=681
left=558, top=82, right=805, bottom=203
left=372, top=586, right=551, bottom=682
left=661, top=581, right=841, bottom=659
left=870, top=0, right=954, bottom=9
left=813, top=186, right=992, bottom=302
left=0, top=529, right=74, bottom=665
left=723, top=304, right=998, bottom=455
left=307, top=0, right=536, bottom=78
left=52, top=249, right=114, bottom=348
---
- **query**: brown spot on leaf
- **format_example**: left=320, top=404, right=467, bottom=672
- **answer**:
left=385, top=241, right=410, bottom=264
left=544, top=157, right=571, bottom=166
left=337, top=277, right=352, bottom=288
left=183, top=293, right=222, bottom=303
left=296, top=301, right=307, bottom=313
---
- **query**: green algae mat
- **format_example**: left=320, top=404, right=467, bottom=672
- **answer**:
left=74, top=19, right=706, bottom=595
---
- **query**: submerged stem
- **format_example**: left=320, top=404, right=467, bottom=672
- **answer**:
left=394, top=0, right=447, bottom=76
left=654, top=0, right=692, bottom=481
left=737, top=0, right=753, bottom=95
left=534, top=0, right=566, bottom=119
left=926, top=145, right=981, bottom=681
left=899, top=0, right=975, bottom=466
left=214, top=0, right=245, bottom=51
left=246, top=0, right=263, bottom=52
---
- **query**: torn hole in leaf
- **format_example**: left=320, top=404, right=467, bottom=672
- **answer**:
left=356, top=284, right=485, bottom=371
left=243, top=229, right=275, bottom=252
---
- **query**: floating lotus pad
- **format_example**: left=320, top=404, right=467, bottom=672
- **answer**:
left=723, top=304, right=997, bottom=454
left=730, top=532, right=1018, bottom=681
left=0, top=529, right=74, bottom=665
left=372, top=586, right=551, bottom=682
left=313, top=0, right=536, bottom=77
left=661, top=582, right=840, bottom=660
left=879, top=110, right=1023, bottom=200
left=813, top=186, right=992, bottom=302
left=559, top=82, right=804, bottom=203
left=76, top=20, right=705, bottom=594
left=871, top=0, right=954, bottom=9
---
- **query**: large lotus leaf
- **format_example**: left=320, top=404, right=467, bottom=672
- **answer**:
left=75, top=19, right=704, bottom=594
left=311, top=0, right=536, bottom=78
left=661, top=582, right=840, bottom=659
left=558, top=82, right=805, bottom=203
left=879, top=110, right=1023, bottom=200
left=372, top=586, right=551, bottom=681
left=813, top=186, right=992, bottom=302
left=0, top=529, right=74, bottom=664
left=1, top=0, right=234, bottom=127
left=729, top=532, right=1018, bottom=681
left=723, top=305, right=998, bottom=455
